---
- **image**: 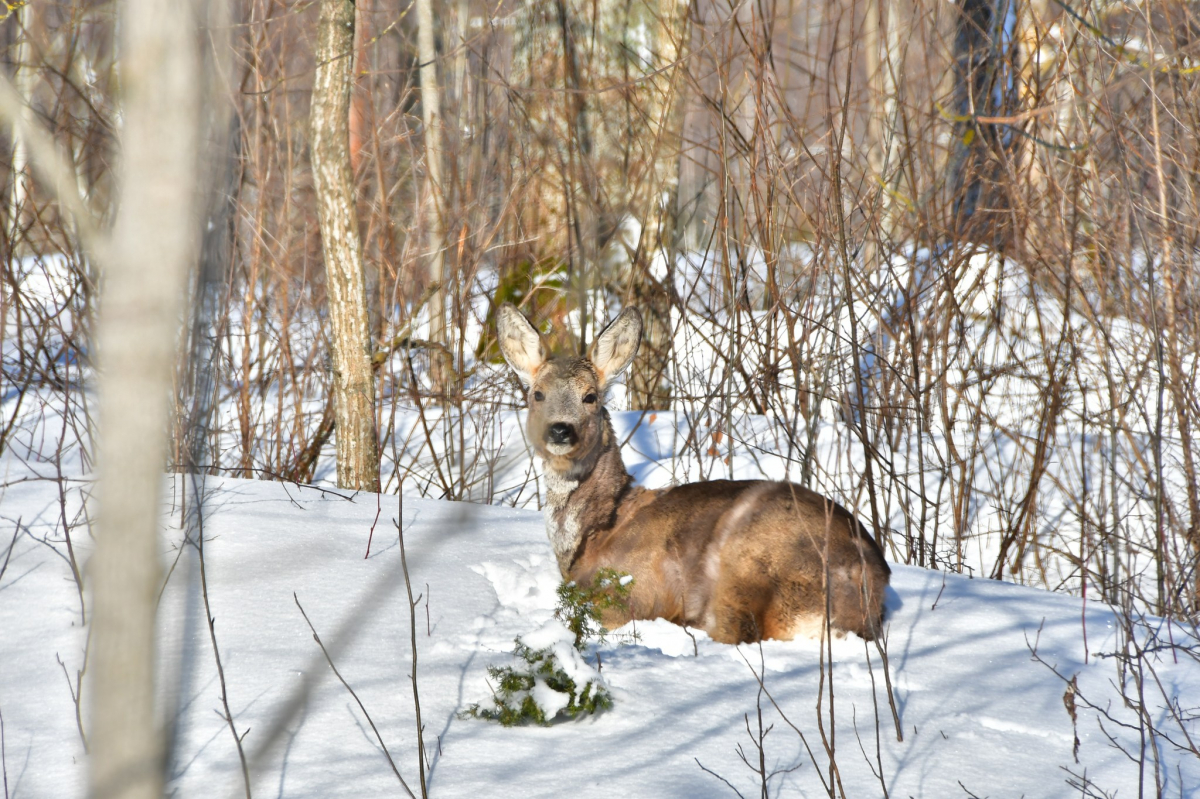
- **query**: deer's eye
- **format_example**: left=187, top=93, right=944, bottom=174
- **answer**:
left=533, top=391, right=545, bottom=402
left=582, top=393, right=598, bottom=404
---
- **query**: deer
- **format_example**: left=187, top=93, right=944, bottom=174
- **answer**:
left=496, top=303, right=891, bottom=644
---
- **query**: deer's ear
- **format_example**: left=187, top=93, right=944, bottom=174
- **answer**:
left=497, top=303, right=546, bottom=387
left=590, top=308, right=642, bottom=386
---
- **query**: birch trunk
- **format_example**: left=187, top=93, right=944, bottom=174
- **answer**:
left=311, top=0, right=381, bottom=491
left=864, top=0, right=904, bottom=231
left=416, top=0, right=449, bottom=396
left=8, top=3, right=33, bottom=240
left=88, top=1, right=201, bottom=797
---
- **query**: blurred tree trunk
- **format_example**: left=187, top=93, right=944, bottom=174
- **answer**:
left=311, top=0, right=381, bottom=492
left=88, top=0, right=201, bottom=796
left=179, top=12, right=240, bottom=478
left=949, top=0, right=1021, bottom=246
left=417, top=0, right=450, bottom=398
left=8, top=3, right=33, bottom=245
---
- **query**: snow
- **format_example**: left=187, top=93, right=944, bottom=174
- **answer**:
left=4, top=243, right=1199, bottom=796
left=2, top=473, right=1198, bottom=797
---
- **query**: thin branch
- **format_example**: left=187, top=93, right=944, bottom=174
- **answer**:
left=396, top=490, right=429, bottom=798
left=695, top=757, right=748, bottom=799
left=294, top=593, right=417, bottom=798
left=0, top=522, right=19, bottom=586
left=0, top=705, right=7, bottom=799
left=195, top=496, right=252, bottom=798
left=0, top=72, right=106, bottom=261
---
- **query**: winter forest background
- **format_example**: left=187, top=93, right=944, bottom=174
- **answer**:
left=2, top=0, right=1199, bottom=796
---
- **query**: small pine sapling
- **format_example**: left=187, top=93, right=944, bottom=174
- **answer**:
left=461, top=635, right=614, bottom=726
left=555, top=568, right=635, bottom=649
left=461, top=571, right=633, bottom=726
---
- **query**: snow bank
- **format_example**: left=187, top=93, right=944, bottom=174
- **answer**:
left=2, top=475, right=1197, bottom=797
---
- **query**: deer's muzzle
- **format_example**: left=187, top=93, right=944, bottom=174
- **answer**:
left=546, top=422, right=577, bottom=446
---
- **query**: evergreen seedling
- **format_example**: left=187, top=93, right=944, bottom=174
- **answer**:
left=461, top=637, right=613, bottom=727
left=462, top=571, right=632, bottom=726
left=555, top=568, right=634, bottom=649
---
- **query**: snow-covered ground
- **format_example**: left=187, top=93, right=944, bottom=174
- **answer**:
left=4, top=247, right=1199, bottom=795
left=3, top=473, right=1198, bottom=797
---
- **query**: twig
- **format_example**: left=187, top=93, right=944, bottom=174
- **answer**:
left=365, top=491, right=382, bottom=558
left=1, top=705, right=9, bottom=799
left=861, top=642, right=890, bottom=798
left=56, top=650, right=89, bottom=753
left=958, top=781, right=987, bottom=798
left=0, top=522, right=19, bottom=586
left=294, top=593, right=416, bottom=798
left=732, top=643, right=784, bottom=798
left=245, top=559, right=404, bottom=771
left=194, top=485, right=252, bottom=798
left=0, top=69, right=107, bottom=262
left=683, top=625, right=699, bottom=656
left=53, top=433, right=85, bottom=624
left=736, top=647, right=832, bottom=797
left=873, top=631, right=903, bottom=742
left=396, top=490, right=429, bottom=798
left=695, top=757, right=748, bottom=799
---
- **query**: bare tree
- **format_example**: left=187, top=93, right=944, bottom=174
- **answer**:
left=417, top=0, right=449, bottom=397
left=311, top=0, right=381, bottom=491
left=86, top=0, right=201, bottom=796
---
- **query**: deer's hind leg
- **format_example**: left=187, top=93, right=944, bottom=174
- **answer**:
left=703, top=556, right=776, bottom=644
left=706, top=554, right=827, bottom=643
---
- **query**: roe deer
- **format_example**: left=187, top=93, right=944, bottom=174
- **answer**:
left=497, top=303, right=890, bottom=643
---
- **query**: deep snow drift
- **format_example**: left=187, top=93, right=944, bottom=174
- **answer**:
left=2, top=474, right=1197, bottom=797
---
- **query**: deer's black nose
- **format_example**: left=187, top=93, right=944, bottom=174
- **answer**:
left=547, top=423, right=577, bottom=446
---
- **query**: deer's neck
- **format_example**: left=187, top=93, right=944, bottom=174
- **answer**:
left=542, top=412, right=638, bottom=574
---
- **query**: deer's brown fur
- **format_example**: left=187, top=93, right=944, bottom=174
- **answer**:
left=497, top=303, right=890, bottom=643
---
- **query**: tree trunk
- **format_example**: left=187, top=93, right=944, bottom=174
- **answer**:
left=416, top=0, right=449, bottom=397
left=311, top=0, right=381, bottom=492
left=864, top=0, right=905, bottom=233
left=628, top=0, right=690, bottom=411
left=554, top=0, right=602, bottom=350
left=949, top=0, right=1021, bottom=246
left=88, top=0, right=201, bottom=797
left=8, top=3, right=33, bottom=243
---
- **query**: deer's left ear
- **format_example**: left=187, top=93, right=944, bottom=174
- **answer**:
left=589, top=308, right=642, bottom=386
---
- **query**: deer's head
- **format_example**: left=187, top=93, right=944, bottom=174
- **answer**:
left=497, top=303, right=642, bottom=477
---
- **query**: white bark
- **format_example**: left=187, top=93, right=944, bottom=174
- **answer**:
left=8, top=3, right=33, bottom=231
left=417, top=0, right=448, bottom=381
left=311, top=0, right=382, bottom=491
left=88, top=0, right=201, bottom=797
left=865, top=0, right=904, bottom=234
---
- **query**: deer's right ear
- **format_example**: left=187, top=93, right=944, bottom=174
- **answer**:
left=496, top=303, right=546, bottom=387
